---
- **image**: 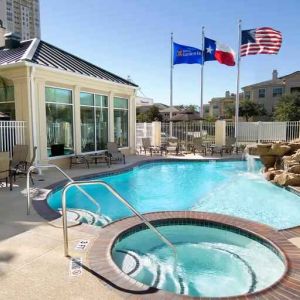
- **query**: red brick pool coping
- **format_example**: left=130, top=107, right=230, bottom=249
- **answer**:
left=87, top=211, right=300, bottom=300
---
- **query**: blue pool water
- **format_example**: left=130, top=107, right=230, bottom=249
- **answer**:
left=47, top=160, right=300, bottom=229
left=112, top=224, right=285, bottom=297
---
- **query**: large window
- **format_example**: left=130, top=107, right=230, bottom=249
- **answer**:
left=0, top=86, right=15, bottom=119
left=258, top=88, right=266, bottom=98
left=273, top=87, right=283, bottom=97
left=80, top=92, right=108, bottom=152
left=114, top=97, right=128, bottom=147
left=244, top=91, right=251, bottom=100
left=45, top=87, right=74, bottom=157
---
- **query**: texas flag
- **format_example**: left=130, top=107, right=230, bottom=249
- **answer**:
left=204, top=37, right=235, bottom=66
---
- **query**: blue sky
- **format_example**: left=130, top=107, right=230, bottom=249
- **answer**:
left=40, top=0, right=300, bottom=106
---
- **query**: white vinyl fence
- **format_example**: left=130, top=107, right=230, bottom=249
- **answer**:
left=226, top=121, right=300, bottom=143
left=0, top=121, right=26, bottom=156
left=136, top=122, right=153, bottom=147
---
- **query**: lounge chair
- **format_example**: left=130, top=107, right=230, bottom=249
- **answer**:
left=106, top=142, right=125, bottom=164
left=223, top=137, right=236, bottom=155
left=140, top=138, right=160, bottom=156
left=0, top=152, right=12, bottom=190
left=10, top=144, right=29, bottom=174
left=10, top=145, right=36, bottom=184
left=163, top=138, right=179, bottom=156
left=192, top=137, right=207, bottom=156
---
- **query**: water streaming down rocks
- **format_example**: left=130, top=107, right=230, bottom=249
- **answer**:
left=246, top=140, right=300, bottom=186
left=245, top=153, right=257, bottom=173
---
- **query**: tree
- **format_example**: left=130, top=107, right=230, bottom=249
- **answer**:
left=136, top=105, right=162, bottom=122
left=223, top=100, right=266, bottom=121
left=239, top=100, right=266, bottom=121
left=178, top=104, right=199, bottom=112
left=274, top=94, right=300, bottom=121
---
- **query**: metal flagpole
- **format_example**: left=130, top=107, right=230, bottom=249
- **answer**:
left=170, top=32, right=174, bottom=137
left=235, top=20, right=242, bottom=143
left=200, top=26, right=205, bottom=118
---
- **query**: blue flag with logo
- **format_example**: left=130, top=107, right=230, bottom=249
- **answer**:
left=173, top=42, right=203, bottom=65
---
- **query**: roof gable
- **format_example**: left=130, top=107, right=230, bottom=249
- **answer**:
left=243, top=71, right=300, bottom=89
left=0, top=39, right=137, bottom=87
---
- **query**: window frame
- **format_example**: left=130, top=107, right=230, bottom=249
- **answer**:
left=80, top=91, right=109, bottom=153
left=45, top=86, right=75, bottom=159
left=0, top=85, right=15, bottom=119
left=272, top=87, right=283, bottom=97
left=113, top=97, right=129, bottom=148
left=258, top=88, right=266, bottom=98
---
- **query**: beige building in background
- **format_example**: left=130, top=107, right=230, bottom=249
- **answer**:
left=209, top=91, right=236, bottom=119
left=0, top=0, right=40, bottom=40
left=242, top=70, right=300, bottom=116
left=0, top=34, right=137, bottom=167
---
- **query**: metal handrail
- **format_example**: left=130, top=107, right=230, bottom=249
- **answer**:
left=62, top=180, right=177, bottom=257
left=26, top=164, right=101, bottom=216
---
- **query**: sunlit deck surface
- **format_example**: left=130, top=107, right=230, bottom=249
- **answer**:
left=1, top=153, right=300, bottom=300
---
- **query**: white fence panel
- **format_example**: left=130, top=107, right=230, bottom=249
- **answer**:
left=0, top=121, right=27, bottom=156
left=238, top=122, right=258, bottom=142
left=136, top=122, right=152, bottom=148
left=259, top=122, right=286, bottom=142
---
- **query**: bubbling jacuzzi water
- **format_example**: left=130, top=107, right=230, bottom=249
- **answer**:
left=112, top=223, right=285, bottom=298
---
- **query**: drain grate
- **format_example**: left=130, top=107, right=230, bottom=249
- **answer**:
left=69, top=257, right=83, bottom=277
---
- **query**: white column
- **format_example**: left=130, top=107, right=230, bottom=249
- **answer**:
left=108, top=92, right=114, bottom=143
left=73, top=85, right=81, bottom=154
left=129, top=93, right=136, bottom=153
left=215, top=120, right=226, bottom=146
left=152, top=121, right=161, bottom=147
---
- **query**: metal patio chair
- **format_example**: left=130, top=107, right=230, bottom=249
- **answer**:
left=106, top=142, right=125, bottom=164
left=192, top=137, right=207, bottom=156
left=0, top=152, right=12, bottom=190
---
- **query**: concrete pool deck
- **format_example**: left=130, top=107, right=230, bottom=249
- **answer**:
left=1, top=153, right=300, bottom=299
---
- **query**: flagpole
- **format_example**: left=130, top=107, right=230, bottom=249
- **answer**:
left=170, top=32, right=174, bottom=137
left=235, top=20, right=242, bottom=143
left=200, top=26, right=205, bottom=118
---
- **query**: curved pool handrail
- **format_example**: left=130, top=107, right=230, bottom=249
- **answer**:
left=26, top=164, right=101, bottom=216
left=62, top=180, right=177, bottom=257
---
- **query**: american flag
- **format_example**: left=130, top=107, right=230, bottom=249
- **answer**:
left=240, top=27, right=282, bottom=57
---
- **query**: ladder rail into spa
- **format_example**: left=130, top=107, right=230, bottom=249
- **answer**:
left=26, top=165, right=177, bottom=257
left=62, top=180, right=177, bottom=257
left=26, top=164, right=101, bottom=216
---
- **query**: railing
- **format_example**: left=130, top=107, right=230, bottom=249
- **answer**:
left=26, top=165, right=176, bottom=258
left=26, top=164, right=101, bottom=216
left=62, top=181, right=177, bottom=257
left=162, top=121, right=215, bottom=148
left=0, top=121, right=26, bottom=156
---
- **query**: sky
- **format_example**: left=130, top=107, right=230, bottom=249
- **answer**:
left=40, top=0, right=300, bottom=106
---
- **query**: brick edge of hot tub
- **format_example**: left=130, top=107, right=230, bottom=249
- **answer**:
left=87, top=211, right=300, bottom=300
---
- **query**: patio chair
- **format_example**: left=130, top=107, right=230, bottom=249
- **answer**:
left=209, top=145, right=223, bottom=157
left=140, top=138, right=160, bottom=156
left=192, top=137, right=207, bottom=156
left=223, top=137, right=236, bottom=155
left=0, top=152, right=12, bottom=190
left=10, top=145, right=36, bottom=184
left=106, top=142, right=125, bottom=164
left=163, top=138, right=179, bottom=156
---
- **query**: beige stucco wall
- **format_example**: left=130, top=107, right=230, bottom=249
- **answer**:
left=243, top=73, right=300, bottom=115
left=0, top=63, right=137, bottom=165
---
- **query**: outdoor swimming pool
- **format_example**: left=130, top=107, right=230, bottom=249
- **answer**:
left=47, top=160, right=300, bottom=229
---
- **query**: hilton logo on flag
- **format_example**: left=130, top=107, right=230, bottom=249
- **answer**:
left=173, top=42, right=203, bottom=65
left=177, top=49, right=183, bottom=57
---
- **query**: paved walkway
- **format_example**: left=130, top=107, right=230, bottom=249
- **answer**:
left=1, top=153, right=299, bottom=300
